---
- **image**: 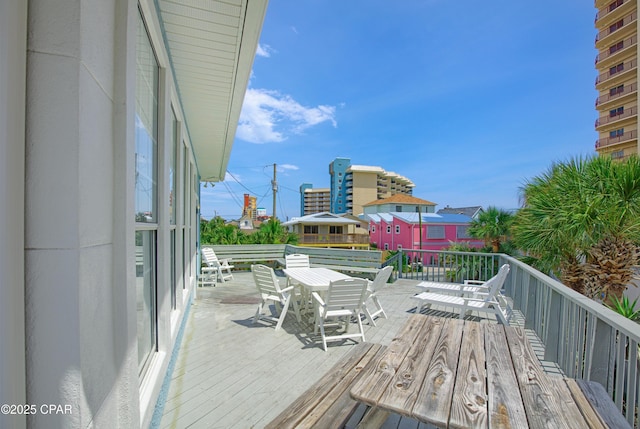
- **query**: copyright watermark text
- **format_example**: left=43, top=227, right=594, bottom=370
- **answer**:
left=1, top=404, right=72, bottom=415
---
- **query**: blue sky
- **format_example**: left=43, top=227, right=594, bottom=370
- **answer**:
left=201, top=1, right=598, bottom=220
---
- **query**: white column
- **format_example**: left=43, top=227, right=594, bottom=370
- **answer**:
left=0, top=2, right=27, bottom=429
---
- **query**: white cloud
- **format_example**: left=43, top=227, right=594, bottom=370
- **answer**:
left=236, top=88, right=337, bottom=144
left=256, top=43, right=274, bottom=57
left=279, top=164, right=299, bottom=171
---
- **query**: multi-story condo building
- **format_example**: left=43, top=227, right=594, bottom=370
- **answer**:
left=594, top=0, right=639, bottom=158
left=326, top=158, right=414, bottom=216
left=344, top=165, right=414, bottom=216
left=300, top=184, right=331, bottom=215
left=305, top=159, right=416, bottom=217
left=328, top=157, right=351, bottom=213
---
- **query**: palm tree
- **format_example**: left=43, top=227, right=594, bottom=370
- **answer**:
left=468, top=206, right=514, bottom=253
left=512, top=155, right=640, bottom=301
left=252, top=218, right=298, bottom=244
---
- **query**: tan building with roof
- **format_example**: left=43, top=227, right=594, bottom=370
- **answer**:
left=594, top=0, right=639, bottom=159
left=362, top=194, right=437, bottom=216
left=344, top=165, right=415, bottom=216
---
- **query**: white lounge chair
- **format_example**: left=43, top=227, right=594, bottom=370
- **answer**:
left=362, top=266, right=393, bottom=326
left=417, top=264, right=510, bottom=297
left=251, top=264, right=301, bottom=331
left=312, top=277, right=368, bottom=351
left=412, top=264, right=512, bottom=325
left=201, top=247, right=234, bottom=284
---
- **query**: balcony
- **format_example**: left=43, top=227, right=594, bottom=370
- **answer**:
left=595, top=105, right=637, bottom=128
left=595, top=57, right=637, bottom=87
left=160, top=246, right=638, bottom=427
left=297, top=233, right=370, bottom=247
left=595, top=11, right=637, bottom=47
left=595, top=34, right=637, bottom=66
left=596, top=82, right=637, bottom=107
left=595, top=0, right=633, bottom=26
left=595, top=128, right=638, bottom=149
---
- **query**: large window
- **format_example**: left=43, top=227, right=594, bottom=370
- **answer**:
left=427, top=225, right=445, bottom=239
left=304, top=225, right=319, bottom=234
left=457, top=225, right=471, bottom=239
left=170, top=109, right=178, bottom=310
left=135, top=10, right=159, bottom=376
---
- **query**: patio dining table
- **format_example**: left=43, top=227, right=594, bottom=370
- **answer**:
left=350, top=314, right=611, bottom=428
left=282, top=267, right=351, bottom=320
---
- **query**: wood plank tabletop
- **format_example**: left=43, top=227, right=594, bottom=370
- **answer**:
left=350, top=314, right=606, bottom=428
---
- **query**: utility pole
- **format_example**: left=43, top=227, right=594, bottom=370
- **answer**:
left=271, top=163, right=277, bottom=220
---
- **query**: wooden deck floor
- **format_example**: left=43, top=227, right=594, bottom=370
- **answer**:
left=158, top=271, right=553, bottom=429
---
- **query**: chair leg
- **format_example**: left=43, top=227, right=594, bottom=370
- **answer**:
left=275, top=296, right=290, bottom=331
left=355, top=310, right=365, bottom=343
left=290, top=293, right=301, bottom=322
left=372, top=296, right=387, bottom=319
left=363, top=304, right=377, bottom=327
left=253, top=301, right=265, bottom=324
left=319, top=321, right=327, bottom=351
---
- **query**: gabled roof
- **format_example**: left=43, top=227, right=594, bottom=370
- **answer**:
left=157, top=0, right=268, bottom=181
left=282, top=212, right=360, bottom=226
left=365, top=213, right=394, bottom=223
left=364, top=194, right=437, bottom=206
left=437, top=206, right=483, bottom=218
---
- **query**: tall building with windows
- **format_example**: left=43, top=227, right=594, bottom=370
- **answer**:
left=343, top=165, right=414, bottom=216
left=0, top=1, right=267, bottom=428
left=300, top=183, right=331, bottom=215
left=322, top=158, right=415, bottom=216
left=594, top=0, right=639, bottom=158
left=328, top=157, right=351, bottom=213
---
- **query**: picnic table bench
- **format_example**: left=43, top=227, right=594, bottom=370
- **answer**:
left=265, top=342, right=387, bottom=429
left=350, top=314, right=629, bottom=428
left=268, top=314, right=629, bottom=428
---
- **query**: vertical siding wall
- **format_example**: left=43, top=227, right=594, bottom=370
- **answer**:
left=23, top=1, right=198, bottom=428
left=0, top=2, right=27, bottom=429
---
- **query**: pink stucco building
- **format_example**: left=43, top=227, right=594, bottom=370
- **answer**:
left=367, top=212, right=484, bottom=253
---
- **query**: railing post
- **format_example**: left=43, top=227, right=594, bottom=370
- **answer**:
left=588, top=318, right=615, bottom=393
left=543, top=289, right=563, bottom=363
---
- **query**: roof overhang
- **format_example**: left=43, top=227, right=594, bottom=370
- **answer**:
left=158, top=0, right=268, bottom=181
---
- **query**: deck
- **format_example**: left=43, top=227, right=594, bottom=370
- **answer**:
left=158, top=272, right=558, bottom=429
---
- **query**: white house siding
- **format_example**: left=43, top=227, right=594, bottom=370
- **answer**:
left=0, top=2, right=27, bottom=429
left=21, top=1, right=206, bottom=427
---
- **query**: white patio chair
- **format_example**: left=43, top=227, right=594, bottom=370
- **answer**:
left=285, top=253, right=310, bottom=268
left=417, top=264, right=510, bottom=297
left=312, top=277, right=368, bottom=351
left=362, top=266, right=393, bottom=326
left=201, top=247, right=234, bottom=284
left=285, top=253, right=310, bottom=307
left=412, top=264, right=512, bottom=325
left=251, top=264, right=300, bottom=331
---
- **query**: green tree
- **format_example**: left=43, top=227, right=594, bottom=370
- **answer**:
left=200, top=216, right=247, bottom=244
left=512, top=155, right=640, bottom=301
left=251, top=218, right=298, bottom=244
left=468, top=206, right=514, bottom=253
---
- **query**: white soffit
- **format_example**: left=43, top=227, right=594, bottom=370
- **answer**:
left=158, top=0, right=268, bottom=181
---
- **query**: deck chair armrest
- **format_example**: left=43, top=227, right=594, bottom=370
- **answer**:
left=311, top=292, right=325, bottom=307
left=463, top=297, right=500, bottom=305
left=280, top=285, right=295, bottom=293
left=464, top=280, right=485, bottom=285
left=201, top=267, right=217, bottom=273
